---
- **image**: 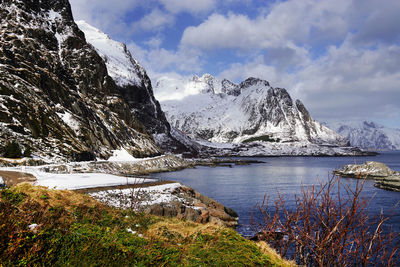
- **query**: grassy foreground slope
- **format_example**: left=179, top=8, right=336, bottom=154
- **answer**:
left=0, top=184, right=294, bottom=266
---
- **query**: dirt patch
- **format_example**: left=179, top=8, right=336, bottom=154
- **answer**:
left=0, top=170, right=36, bottom=186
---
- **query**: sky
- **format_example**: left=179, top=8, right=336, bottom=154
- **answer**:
left=69, top=0, right=400, bottom=128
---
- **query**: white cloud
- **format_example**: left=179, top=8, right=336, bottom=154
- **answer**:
left=181, top=13, right=272, bottom=50
left=144, top=37, right=163, bottom=48
left=132, top=9, right=174, bottom=32
left=159, top=0, right=216, bottom=14
left=290, top=42, right=400, bottom=123
left=217, top=55, right=293, bottom=88
left=70, top=0, right=140, bottom=36
left=180, top=0, right=351, bottom=51
left=127, top=43, right=203, bottom=78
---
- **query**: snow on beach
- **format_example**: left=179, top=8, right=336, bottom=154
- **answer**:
left=0, top=153, right=187, bottom=191
left=90, top=182, right=182, bottom=209
left=33, top=172, right=156, bottom=190
left=0, top=160, right=157, bottom=190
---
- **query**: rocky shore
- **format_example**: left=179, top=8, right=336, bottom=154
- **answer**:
left=334, top=161, right=400, bottom=191
left=88, top=182, right=239, bottom=227
left=0, top=155, right=262, bottom=228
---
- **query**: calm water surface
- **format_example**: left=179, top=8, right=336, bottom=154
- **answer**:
left=150, top=152, right=400, bottom=236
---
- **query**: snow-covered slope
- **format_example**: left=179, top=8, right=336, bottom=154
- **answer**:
left=76, top=21, right=144, bottom=87
left=76, top=21, right=200, bottom=156
left=326, top=121, right=400, bottom=151
left=155, top=74, right=349, bottom=147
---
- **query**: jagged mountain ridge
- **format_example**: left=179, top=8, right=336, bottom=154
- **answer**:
left=0, top=0, right=161, bottom=160
left=75, top=21, right=199, bottom=156
left=325, top=121, right=400, bottom=151
left=155, top=74, right=349, bottom=147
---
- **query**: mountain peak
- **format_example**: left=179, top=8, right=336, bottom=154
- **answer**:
left=239, top=77, right=270, bottom=89
left=156, top=74, right=347, bottom=146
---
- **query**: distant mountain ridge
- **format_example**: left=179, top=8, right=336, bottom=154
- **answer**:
left=155, top=74, right=349, bottom=145
left=325, top=121, right=400, bottom=151
left=153, top=74, right=371, bottom=156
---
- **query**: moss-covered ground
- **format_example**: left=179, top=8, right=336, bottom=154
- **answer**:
left=0, top=183, right=295, bottom=266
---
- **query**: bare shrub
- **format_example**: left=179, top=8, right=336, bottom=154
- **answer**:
left=117, top=177, right=148, bottom=211
left=251, top=175, right=400, bottom=266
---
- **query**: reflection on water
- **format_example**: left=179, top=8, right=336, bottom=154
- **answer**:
left=150, top=152, right=400, bottom=236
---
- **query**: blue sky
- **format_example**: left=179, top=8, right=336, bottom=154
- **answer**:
left=70, top=0, right=400, bottom=128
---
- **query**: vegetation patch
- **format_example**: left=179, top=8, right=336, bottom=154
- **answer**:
left=243, top=135, right=281, bottom=143
left=0, top=183, right=294, bottom=266
left=2, top=140, right=22, bottom=158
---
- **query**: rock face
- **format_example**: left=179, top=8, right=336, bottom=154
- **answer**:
left=155, top=74, right=349, bottom=146
left=75, top=21, right=199, bottom=157
left=334, top=161, right=400, bottom=191
left=0, top=0, right=162, bottom=161
left=326, top=121, right=400, bottom=151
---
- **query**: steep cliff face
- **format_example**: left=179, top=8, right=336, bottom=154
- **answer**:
left=326, top=121, right=400, bottom=151
left=76, top=21, right=199, bottom=156
left=0, top=0, right=161, bottom=161
left=155, top=74, right=348, bottom=146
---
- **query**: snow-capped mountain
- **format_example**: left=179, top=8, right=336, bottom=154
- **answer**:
left=0, top=0, right=161, bottom=160
left=325, top=121, right=400, bottom=151
left=155, top=74, right=349, bottom=147
left=76, top=21, right=166, bottom=134
left=76, top=21, right=199, bottom=156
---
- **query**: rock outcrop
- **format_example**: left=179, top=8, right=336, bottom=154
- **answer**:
left=334, top=161, right=400, bottom=191
left=144, top=185, right=239, bottom=227
left=0, top=0, right=161, bottom=161
left=90, top=182, right=239, bottom=227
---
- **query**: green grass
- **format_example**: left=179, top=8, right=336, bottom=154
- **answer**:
left=242, top=135, right=281, bottom=143
left=0, top=184, right=294, bottom=266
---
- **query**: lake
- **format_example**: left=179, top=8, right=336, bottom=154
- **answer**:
left=150, top=152, right=400, bottom=236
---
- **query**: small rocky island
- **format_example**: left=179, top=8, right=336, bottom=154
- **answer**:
left=334, top=161, right=400, bottom=191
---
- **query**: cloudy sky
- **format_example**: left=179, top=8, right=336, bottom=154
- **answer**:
left=70, top=0, right=400, bottom=128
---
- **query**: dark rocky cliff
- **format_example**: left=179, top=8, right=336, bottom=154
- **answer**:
left=0, top=0, right=162, bottom=160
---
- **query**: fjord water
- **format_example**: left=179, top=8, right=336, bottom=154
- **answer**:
left=150, top=152, right=400, bottom=236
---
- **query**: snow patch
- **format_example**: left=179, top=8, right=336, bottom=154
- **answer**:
left=56, top=111, right=80, bottom=131
left=107, top=148, right=138, bottom=162
left=89, top=182, right=182, bottom=209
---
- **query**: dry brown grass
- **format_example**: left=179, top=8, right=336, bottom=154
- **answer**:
left=13, top=183, right=98, bottom=212
left=256, top=241, right=297, bottom=267
left=146, top=218, right=222, bottom=241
